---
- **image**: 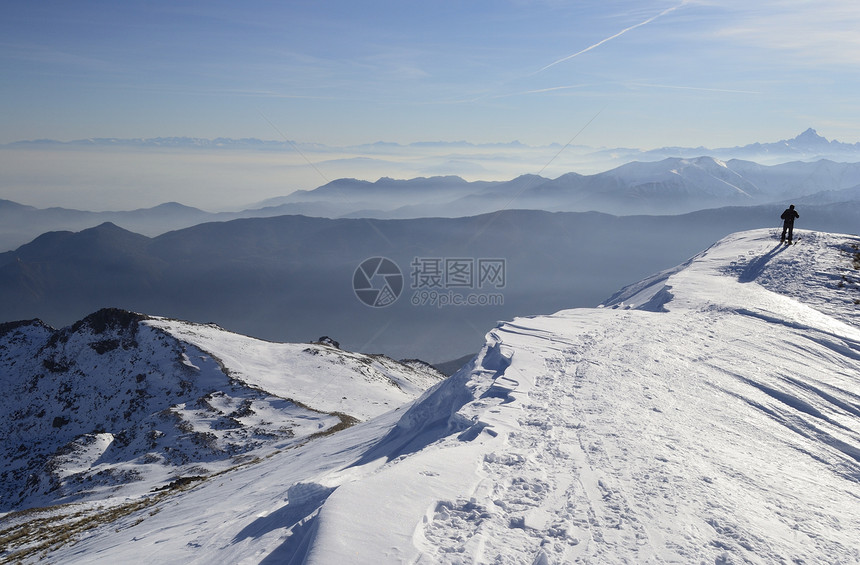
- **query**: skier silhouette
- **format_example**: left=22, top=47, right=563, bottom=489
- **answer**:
left=780, top=204, right=799, bottom=244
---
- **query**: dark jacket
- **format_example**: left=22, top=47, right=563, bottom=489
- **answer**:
left=781, top=208, right=799, bottom=224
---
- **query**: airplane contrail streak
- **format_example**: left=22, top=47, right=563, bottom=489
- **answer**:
left=629, top=82, right=760, bottom=95
left=538, top=1, right=688, bottom=73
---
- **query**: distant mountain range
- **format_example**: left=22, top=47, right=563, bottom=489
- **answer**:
left=602, top=127, right=860, bottom=162
left=274, top=156, right=860, bottom=217
left=2, top=206, right=859, bottom=362
left=7, top=128, right=860, bottom=160
left=4, top=154, right=860, bottom=252
left=5, top=136, right=522, bottom=151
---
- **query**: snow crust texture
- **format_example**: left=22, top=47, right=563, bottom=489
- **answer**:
left=5, top=229, right=860, bottom=564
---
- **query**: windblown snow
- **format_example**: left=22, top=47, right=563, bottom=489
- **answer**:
left=3, top=228, right=860, bottom=564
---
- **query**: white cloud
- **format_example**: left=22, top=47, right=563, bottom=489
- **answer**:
left=702, top=0, right=860, bottom=65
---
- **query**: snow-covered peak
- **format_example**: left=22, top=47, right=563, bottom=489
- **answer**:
left=603, top=229, right=860, bottom=329
left=791, top=127, right=831, bottom=147
left=0, top=310, right=443, bottom=513
left=597, top=156, right=758, bottom=200
left=144, top=317, right=445, bottom=421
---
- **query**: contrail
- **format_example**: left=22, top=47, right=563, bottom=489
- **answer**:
left=257, top=109, right=396, bottom=248
left=494, top=84, right=591, bottom=98
left=538, top=1, right=688, bottom=73
left=462, top=107, right=605, bottom=248
left=629, top=82, right=760, bottom=95
left=257, top=108, right=330, bottom=184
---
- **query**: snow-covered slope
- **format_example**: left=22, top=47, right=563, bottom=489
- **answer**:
left=145, top=318, right=443, bottom=421
left=0, top=311, right=443, bottom=515
left=5, top=229, right=860, bottom=563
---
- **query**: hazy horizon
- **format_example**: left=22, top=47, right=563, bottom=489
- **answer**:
left=5, top=1, right=860, bottom=146
left=3, top=128, right=859, bottom=212
left=5, top=1, right=860, bottom=209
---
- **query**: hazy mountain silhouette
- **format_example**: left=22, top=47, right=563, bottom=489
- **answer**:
left=2, top=204, right=858, bottom=361
left=6, top=153, right=860, bottom=251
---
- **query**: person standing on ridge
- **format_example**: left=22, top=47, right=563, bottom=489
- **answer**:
left=780, top=204, right=799, bottom=243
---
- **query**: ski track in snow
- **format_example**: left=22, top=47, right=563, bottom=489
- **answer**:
left=413, top=313, right=860, bottom=562
left=409, top=229, right=860, bottom=564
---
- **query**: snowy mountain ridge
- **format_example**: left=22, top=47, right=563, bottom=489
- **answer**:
left=271, top=157, right=860, bottom=217
left=0, top=310, right=443, bottom=514
left=3, top=229, right=860, bottom=563
left=7, top=150, right=860, bottom=252
left=6, top=128, right=856, bottom=158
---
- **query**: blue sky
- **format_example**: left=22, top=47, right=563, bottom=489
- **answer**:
left=4, top=0, right=860, bottom=149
